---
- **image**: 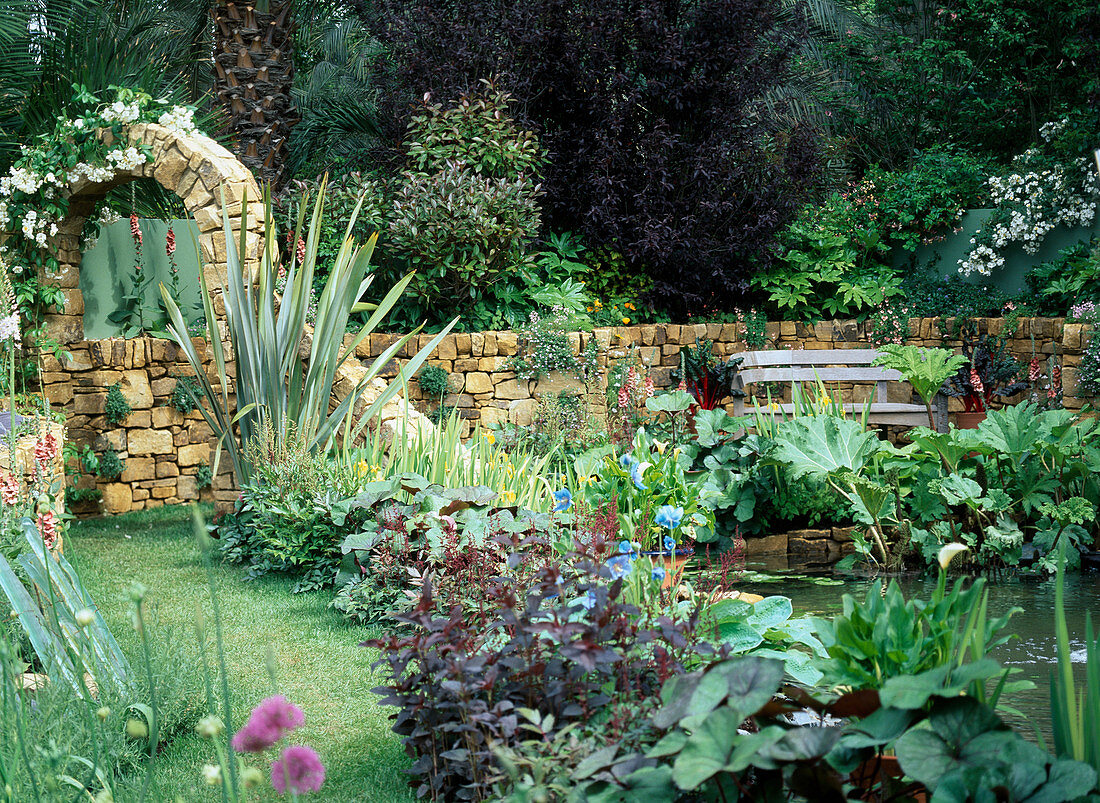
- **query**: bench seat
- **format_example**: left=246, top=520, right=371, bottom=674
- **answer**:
left=729, top=348, right=948, bottom=432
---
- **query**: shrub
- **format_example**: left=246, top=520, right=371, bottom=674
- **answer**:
left=368, top=532, right=719, bottom=801
left=104, top=383, right=132, bottom=425
left=370, top=0, right=822, bottom=313
left=195, top=461, right=213, bottom=490
left=97, top=448, right=125, bottom=480
left=167, top=375, right=201, bottom=414
left=386, top=87, right=543, bottom=311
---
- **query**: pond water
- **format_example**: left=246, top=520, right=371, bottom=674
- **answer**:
left=735, top=558, right=1100, bottom=745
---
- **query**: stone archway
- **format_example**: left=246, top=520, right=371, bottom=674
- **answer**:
left=44, top=122, right=266, bottom=345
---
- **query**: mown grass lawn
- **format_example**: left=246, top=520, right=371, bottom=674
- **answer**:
left=66, top=504, right=414, bottom=802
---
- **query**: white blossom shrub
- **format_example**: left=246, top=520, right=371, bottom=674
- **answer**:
left=959, top=116, right=1100, bottom=277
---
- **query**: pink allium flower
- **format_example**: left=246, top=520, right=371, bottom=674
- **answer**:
left=38, top=511, right=57, bottom=550
left=271, top=745, right=325, bottom=795
left=1, top=474, right=19, bottom=505
left=231, top=695, right=305, bottom=753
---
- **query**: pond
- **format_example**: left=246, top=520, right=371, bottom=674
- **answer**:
left=736, top=558, right=1100, bottom=745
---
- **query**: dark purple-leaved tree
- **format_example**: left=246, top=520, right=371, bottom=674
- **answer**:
left=369, top=0, right=822, bottom=313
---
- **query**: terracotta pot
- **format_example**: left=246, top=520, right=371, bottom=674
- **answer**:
left=851, top=754, right=927, bottom=802
left=641, top=547, right=695, bottom=589
left=954, top=410, right=987, bottom=429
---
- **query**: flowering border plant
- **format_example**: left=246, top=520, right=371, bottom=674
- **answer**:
left=577, top=428, right=715, bottom=553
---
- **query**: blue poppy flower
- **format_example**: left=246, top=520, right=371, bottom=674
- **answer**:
left=663, top=535, right=677, bottom=552
left=630, top=463, right=648, bottom=491
left=618, top=539, right=634, bottom=554
left=655, top=505, right=684, bottom=530
left=652, top=566, right=667, bottom=583
left=579, top=591, right=597, bottom=610
left=552, top=488, right=572, bottom=512
left=607, top=555, right=633, bottom=579
left=619, top=454, right=638, bottom=470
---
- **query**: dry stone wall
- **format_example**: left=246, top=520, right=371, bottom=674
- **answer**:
left=45, top=336, right=232, bottom=515
left=378, top=317, right=1096, bottom=433
left=46, top=316, right=1094, bottom=516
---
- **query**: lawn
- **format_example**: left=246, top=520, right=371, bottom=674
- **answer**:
left=65, top=504, right=415, bottom=802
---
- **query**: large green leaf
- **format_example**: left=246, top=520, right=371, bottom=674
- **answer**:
left=772, top=416, right=879, bottom=481
left=671, top=707, right=742, bottom=789
left=746, top=596, right=793, bottom=629
left=974, top=402, right=1043, bottom=461
left=872, top=345, right=966, bottom=405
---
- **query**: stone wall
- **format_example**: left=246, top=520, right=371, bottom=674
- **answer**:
left=49, top=316, right=1094, bottom=516
left=44, top=336, right=232, bottom=515
left=375, top=317, right=1095, bottom=432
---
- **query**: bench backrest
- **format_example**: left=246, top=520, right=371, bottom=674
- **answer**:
left=734, top=349, right=900, bottom=404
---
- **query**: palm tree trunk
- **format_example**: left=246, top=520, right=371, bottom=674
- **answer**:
left=212, top=1, right=298, bottom=190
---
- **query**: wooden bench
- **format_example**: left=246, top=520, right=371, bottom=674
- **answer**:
left=729, top=348, right=948, bottom=432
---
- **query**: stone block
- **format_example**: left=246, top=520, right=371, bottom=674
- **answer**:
left=127, top=411, right=152, bottom=428
left=121, top=457, right=156, bottom=483
left=128, top=429, right=173, bottom=455
left=178, top=443, right=210, bottom=466
left=151, top=407, right=184, bottom=428
left=101, top=483, right=132, bottom=514
left=151, top=485, right=175, bottom=499
left=176, top=475, right=199, bottom=499
left=436, top=335, right=458, bottom=360
left=44, top=382, right=73, bottom=406
left=495, top=380, right=531, bottom=400
left=93, top=430, right=126, bottom=452
left=788, top=528, right=832, bottom=541
left=61, top=349, right=93, bottom=372
left=832, top=527, right=855, bottom=543
left=789, top=537, right=833, bottom=559
left=465, top=372, right=493, bottom=394
left=156, top=461, right=180, bottom=478
left=479, top=406, right=507, bottom=426
left=73, top=392, right=106, bottom=415
left=118, top=370, right=154, bottom=409
left=743, top=533, right=788, bottom=556
left=496, top=332, right=518, bottom=356
left=507, top=398, right=537, bottom=426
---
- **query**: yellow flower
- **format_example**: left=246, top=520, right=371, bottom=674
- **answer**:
left=594, top=299, right=603, bottom=308
left=625, top=302, right=635, bottom=310
left=500, top=490, right=517, bottom=504
left=622, top=317, right=631, bottom=324
left=484, top=432, right=496, bottom=445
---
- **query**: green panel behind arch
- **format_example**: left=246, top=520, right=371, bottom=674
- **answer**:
left=79, top=219, right=204, bottom=339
